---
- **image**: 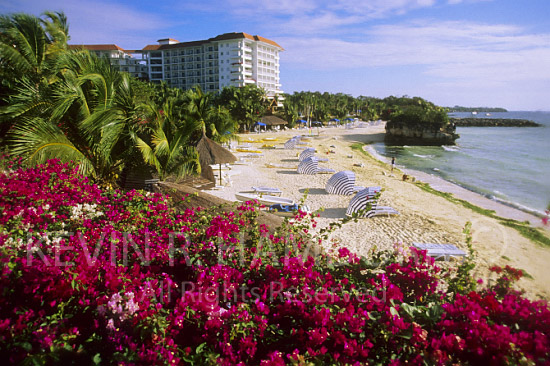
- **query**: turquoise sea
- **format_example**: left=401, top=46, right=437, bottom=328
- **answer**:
left=371, top=111, right=550, bottom=215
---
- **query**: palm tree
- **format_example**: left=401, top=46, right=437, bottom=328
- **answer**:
left=7, top=50, right=140, bottom=185
left=0, top=12, right=69, bottom=144
left=183, top=86, right=211, bottom=134
left=132, top=98, right=200, bottom=181
left=215, top=85, right=268, bottom=132
left=206, top=106, right=238, bottom=144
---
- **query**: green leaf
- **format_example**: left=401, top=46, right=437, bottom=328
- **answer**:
left=196, top=342, right=208, bottom=354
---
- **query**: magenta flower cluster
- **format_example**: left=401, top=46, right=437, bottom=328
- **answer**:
left=1, top=160, right=549, bottom=365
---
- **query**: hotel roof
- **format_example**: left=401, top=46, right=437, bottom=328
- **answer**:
left=141, top=32, right=283, bottom=51
left=69, top=44, right=126, bottom=52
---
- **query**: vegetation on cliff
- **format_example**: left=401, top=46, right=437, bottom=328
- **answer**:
left=385, top=103, right=459, bottom=145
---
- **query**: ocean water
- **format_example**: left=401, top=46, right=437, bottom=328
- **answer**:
left=371, top=111, right=550, bottom=215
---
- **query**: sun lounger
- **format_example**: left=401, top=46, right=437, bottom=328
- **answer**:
left=251, top=186, right=282, bottom=196
left=233, top=159, right=251, bottom=165
left=268, top=203, right=311, bottom=217
left=364, top=205, right=399, bottom=218
left=238, top=153, right=263, bottom=159
left=354, top=186, right=381, bottom=194
left=412, top=243, right=467, bottom=261
left=318, top=168, right=336, bottom=174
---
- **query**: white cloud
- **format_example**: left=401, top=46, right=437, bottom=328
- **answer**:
left=0, top=0, right=170, bottom=48
left=226, top=0, right=318, bottom=15
left=279, top=18, right=550, bottom=108
left=280, top=20, right=550, bottom=82
left=330, top=0, right=437, bottom=17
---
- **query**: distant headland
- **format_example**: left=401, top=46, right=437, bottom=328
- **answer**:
left=450, top=117, right=542, bottom=127
left=447, top=106, right=508, bottom=112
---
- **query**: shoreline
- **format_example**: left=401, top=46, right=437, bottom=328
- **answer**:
left=363, top=144, right=544, bottom=227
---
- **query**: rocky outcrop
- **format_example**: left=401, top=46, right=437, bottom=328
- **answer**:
left=450, top=118, right=541, bottom=127
left=385, top=123, right=459, bottom=145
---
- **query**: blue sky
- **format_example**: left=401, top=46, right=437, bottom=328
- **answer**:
left=2, top=0, right=550, bottom=110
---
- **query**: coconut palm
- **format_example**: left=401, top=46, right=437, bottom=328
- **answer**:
left=0, top=12, right=69, bottom=143
left=132, top=98, right=200, bottom=181
left=206, top=106, right=238, bottom=144
left=7, top=50, right=140, bottom=185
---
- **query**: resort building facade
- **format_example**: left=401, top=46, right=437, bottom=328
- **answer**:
left=70, top=33, right=283, bottom=105
left=68, top=44, right=148, bottom=80
left=140, top=32, right=283, bottom=100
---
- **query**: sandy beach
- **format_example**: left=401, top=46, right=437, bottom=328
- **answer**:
left=207, top=124, right=550, bottom=299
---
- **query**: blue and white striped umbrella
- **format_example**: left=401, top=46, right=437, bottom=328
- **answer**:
left=346, top=188, right=378, bottom=217
left=325, top=170, right=356, bottom=195
left=299, top=148, right=316, bottom=161
left=284, top=138, right=298, bottom=149
left=297, top=156, right=320, bottom=174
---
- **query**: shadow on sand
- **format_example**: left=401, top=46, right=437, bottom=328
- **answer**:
left=317, top=207, right=347, bottom=219
left=339, top=132, right=386, bottom=144
left=298, top=188, right=326, bottom=195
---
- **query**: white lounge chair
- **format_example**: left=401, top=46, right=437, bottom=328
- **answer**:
left=412, top=243, right=467, bottom=262
left=251, top=186, right=282, bottom=196
left=364, top=205, right=399, bottom=218
left=352, top=186, right=381, bottom=194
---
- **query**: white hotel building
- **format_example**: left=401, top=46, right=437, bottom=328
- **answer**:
left=140, top=32, right=283, bottom=102
left=68, top=44, right=149, bottom=79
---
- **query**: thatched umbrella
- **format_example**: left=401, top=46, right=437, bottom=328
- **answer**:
left=261, top=115, right=288, bottom=127
left=195, top=133, right=237, bottom=186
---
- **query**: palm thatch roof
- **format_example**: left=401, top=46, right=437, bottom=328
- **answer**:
left=195, top=133, right=237, bottom=182
left=261, top=115, right=288, bottom=125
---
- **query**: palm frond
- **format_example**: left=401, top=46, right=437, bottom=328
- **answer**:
left=9, top=117, right=93, bottom=176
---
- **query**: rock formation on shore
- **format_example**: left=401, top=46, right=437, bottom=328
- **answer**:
left=385, top=122, right=459, bottom=145
left=450, top=118, right=541, bottom=127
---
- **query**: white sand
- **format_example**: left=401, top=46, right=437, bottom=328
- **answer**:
left=206, top=125, right=550, bottom=299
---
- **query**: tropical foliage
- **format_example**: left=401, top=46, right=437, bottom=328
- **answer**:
left=1, top=158, right=549, bottom=365
left=214, top=85, right=269, bottom=132
left=279, top=92, right=447, bottom=128
left=0, top=11, right=244, bottom=186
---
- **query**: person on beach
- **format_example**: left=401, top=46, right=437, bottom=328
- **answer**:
left=391, top=157, right=395, bottom=173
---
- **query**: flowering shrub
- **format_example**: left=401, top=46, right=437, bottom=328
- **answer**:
left=1, top=159, right=549, bottom=365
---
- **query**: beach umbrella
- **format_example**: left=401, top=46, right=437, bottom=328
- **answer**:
left=254, top=121, right=267, bottom=132
left=297, top=156, right=320, bottom=175
left=299, top=148, right=316, bottom=161
left=261, top=115, right=288, bottom=126
left=195, top=133, right=237, bottom=186
left=284, top=137, right=298, bottom=149
left=326, top=170, right=356, bottom=195
left=346, top=188, right=377, bottom=217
